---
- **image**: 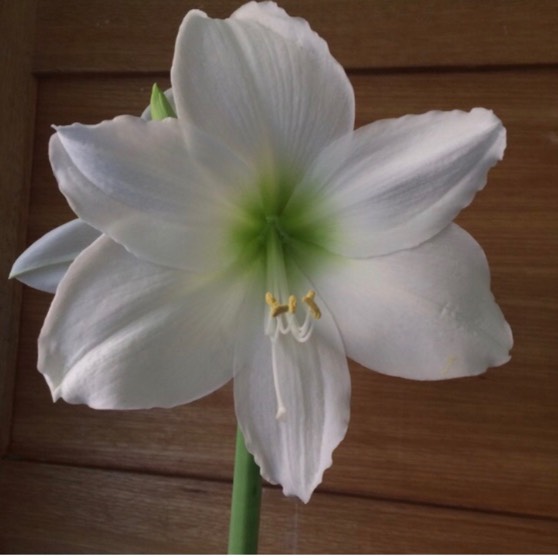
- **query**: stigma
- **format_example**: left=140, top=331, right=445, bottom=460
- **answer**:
left=265, top=290, right=322, bottom=420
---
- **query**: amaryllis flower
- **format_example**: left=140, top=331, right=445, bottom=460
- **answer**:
left=10, top=1, right=512, bottom=502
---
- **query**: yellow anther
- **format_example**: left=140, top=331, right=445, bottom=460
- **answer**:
left=302, top=290, right=321, bottom=319
left=265, top=291, right=289, bottom=318
left=271, top=304, right=289, bottom=317
left=288, top=295, right=297, bottom=314
left=266, top=291, right=321, bottom=319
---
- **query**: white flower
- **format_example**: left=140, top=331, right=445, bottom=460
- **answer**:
left=10, top=1, right=512, bottom=502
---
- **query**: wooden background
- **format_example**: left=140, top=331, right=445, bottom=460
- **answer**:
left=1, top=0, right=557, bottom=553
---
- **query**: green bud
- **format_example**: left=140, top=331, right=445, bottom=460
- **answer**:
left=150, top=83, right=176, bottom=120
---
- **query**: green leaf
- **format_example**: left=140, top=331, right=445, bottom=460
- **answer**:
left=150, top=83, right=176, bottom=120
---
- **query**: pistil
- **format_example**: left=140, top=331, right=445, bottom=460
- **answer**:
left=263, top=221, right=323, bottom=420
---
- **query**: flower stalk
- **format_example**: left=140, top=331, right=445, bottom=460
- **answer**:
left=228, top=427, right=262, bottom=554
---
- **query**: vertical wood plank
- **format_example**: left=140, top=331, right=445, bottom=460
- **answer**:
left=0, top=0, right=36, bottom=453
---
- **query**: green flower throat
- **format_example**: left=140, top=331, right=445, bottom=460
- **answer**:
left=229, top=172, right=336, bottom=269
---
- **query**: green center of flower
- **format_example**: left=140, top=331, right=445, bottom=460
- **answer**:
left=229, top=172, right=335, bottom=268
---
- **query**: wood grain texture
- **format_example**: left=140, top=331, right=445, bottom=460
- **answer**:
left=4, top=0, right=558, bottom=553
left=10, top=69, right=558, bottom=520
left=34, top=0, right=558, bottom=73
left=1, top=460, right=557, bottom=553
left=0, top=0, right=36, bottom=453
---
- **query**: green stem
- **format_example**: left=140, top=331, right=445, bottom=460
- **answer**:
left=228, top=427, right=262, bottom=554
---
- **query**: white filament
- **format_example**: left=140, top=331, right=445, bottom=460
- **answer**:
left=266, top=304, right=315, bottom=421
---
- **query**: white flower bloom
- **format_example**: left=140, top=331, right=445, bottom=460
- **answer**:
left=12, top=1, right=513, bottom=502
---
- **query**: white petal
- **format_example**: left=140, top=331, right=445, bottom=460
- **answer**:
left=233, top=267, right=350, bottom=502
left=297, top=225, right=512, bottom=380
left=11, top=96, right=177, bottom=294
left=39, top=235, right=256, bottom=409
left=296, top=108, right=506, bottom=257
left=51, top=116, right=251, bottom=272
left=171, top=6, right=354, bottom=172
left=9, top=219, right=100, bottom=293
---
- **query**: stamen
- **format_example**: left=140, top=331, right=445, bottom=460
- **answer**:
left=288, top=295, right=297, bottom=314
left=302, top=290, right=321, bottom=319
left=264, top=289, right=322, bottom=421
left=265, top=291, right=289, bottom=317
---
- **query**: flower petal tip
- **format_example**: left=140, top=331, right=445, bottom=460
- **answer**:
left=8, top=262, right=19, bottom=281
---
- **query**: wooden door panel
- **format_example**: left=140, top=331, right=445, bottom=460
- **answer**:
left=2, top=461, right=557, bottom=553
left=35, top=0, right=558, bottom=72
left=2, top=0, right=557, bottom=552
